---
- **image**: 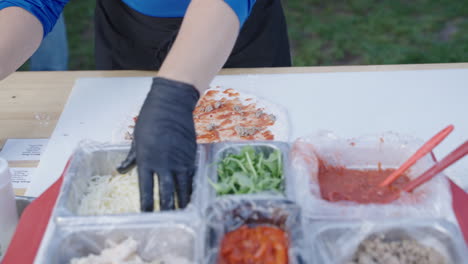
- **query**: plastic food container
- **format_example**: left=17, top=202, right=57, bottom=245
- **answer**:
left=53, top=141, right=208, bottom=222
left=308, top=219, right=468, bottom=264
left=204, top=197, right=306, bottom=263
left=34, top=141, right=205, bottom=264
left=0, top=158, right=18, bottom=260
left=203, top=141, right=294, bottom=208
left=291, top=131, right=454, bottom=220
left=28, top=138, right=467, bottom=264
left=35, top=216, right=200, bottom=264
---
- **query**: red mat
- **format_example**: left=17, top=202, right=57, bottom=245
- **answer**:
left=3, top=177, right=468, bottom=263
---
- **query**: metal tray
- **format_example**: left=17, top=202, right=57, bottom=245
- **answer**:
left=308, top=219, right=468, bottom=264
left=204, top=197, right=306, bottom=264
left=15, top=195, right=35, bottom=218
left=35, top=216, right=201, bottom=264
left=53, top=141, right=208, bottom=223
left=203, top=141, right=293, bottom=209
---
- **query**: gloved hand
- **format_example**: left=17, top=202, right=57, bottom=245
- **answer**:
left=117, top=77, right=200, bottom=211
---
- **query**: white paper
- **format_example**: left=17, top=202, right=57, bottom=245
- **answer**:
left=9, top=168, right=34, bottom=189
left=26, top=69, right=468, bottom=197
left=0, top=139, right=49, bottom=161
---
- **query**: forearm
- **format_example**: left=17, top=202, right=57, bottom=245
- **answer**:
left=157, top=0, right=240, bottom=93
left=0, top=7, right=43, bottom=80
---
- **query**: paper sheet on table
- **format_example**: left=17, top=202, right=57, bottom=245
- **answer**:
left=0, top=139, right=48, bottom=194
left=0, top=139, right=48, bottom=161
left=26, top=69, right=468, bottom=196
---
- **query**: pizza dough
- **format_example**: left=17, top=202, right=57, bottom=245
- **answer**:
left=112, top=86, right=289, bottom=144
left=193, top=86, right=289, bottom=143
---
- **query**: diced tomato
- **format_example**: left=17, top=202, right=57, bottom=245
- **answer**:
left=218, top=225, right=288, bottom=264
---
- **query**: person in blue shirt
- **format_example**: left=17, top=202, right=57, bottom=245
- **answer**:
left=0, top=0, right=291, bottom=211
left=30, top=14, right=68, bottom=71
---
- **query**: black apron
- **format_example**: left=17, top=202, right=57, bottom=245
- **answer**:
left=94, top=0, right=291, bottom=70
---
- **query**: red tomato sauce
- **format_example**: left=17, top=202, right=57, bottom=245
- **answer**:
left=218, top=225, right=289, bottom=264
left=318, top=164, right=411, bottom=204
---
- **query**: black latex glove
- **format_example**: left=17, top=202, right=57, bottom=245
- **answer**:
left=117, top=77, right=200, bottom=211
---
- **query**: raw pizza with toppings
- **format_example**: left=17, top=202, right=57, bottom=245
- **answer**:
left=194, top=86, right=288, bottom=143
left=112, top=86, right=289, bottom=143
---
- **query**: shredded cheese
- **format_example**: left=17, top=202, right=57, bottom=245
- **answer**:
left=77, top=169, right=160, bottom=215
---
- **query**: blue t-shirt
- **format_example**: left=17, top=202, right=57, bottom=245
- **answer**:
left=0, top=0, right=255, bottom=38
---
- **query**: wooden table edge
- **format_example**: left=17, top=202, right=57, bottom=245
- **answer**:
left=4, top=62, right=468, bottom=79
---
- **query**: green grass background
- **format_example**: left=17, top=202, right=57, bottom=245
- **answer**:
left=34, top=0, right=468, bottom=70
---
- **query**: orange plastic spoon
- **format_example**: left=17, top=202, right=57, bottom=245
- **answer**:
left=384, top=140, right=468, bottom=203
left=380, top=124, right=454, bottom=187
left=403, top=140, right=468, bottom=192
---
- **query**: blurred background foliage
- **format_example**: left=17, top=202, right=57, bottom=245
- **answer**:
left=32, top=0, right=468, bottom=70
